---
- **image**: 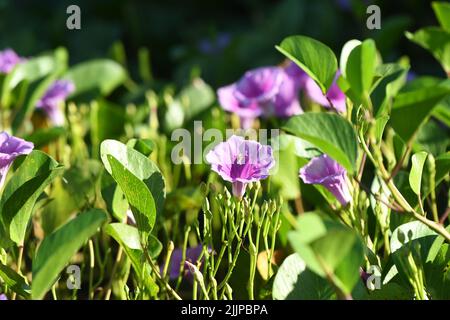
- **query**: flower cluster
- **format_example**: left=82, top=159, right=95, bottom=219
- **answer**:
left=217, top=61, right=346, bottom=128
left=217, top=66, right=302, bottom=128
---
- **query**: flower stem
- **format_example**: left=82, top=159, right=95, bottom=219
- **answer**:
left=143, top=247, right=182, bottom=300
left=11, top=245, right=24, bottom=300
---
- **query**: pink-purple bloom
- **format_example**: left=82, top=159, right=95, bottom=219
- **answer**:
left=166, top=245, right=205, bottom=280
left=304, top=70, right=346, bottom=113
left=206, top=135, right=275, bottom=198
left=0, top=132, right=34, bottom=189
left=36, top=80, right=75, bottom=126
left=0, top=49, right=23, bottom=74
left=217, top=66, right=302, bottom=128
left=0, top=293, right=7, bottom=300
left=299, top=154, right=351, bottom=206
left=284, top=61, right=308, bottom=90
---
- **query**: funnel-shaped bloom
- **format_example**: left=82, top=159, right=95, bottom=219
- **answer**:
left=36, top=80, right=75, bottom=125
left=0, top=132, right=34, bottom=189
left=304, top=71, right=346, bottom=113
left=0, top=293, right=6, bottom=300
left=217, top=66, right=301, bottom=128
left=0, top=49, right=23, bottom=74
left=206, top=135, right=275, bottom=198
left=299, top=154, right=351, bottom=206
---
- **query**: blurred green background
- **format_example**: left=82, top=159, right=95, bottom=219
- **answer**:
left=0, top=0, right=446, bottom=87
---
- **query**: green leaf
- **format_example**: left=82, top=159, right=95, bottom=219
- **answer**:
left=345, top=39, right=377, bottom=103
left=374, top=115, right=390, bottom=143
left=270, top=135, right=302, bottom=199
left=406, top=27, right=450, bottom=74
left=276, top=35, right=337, bottom=92
left=368, top=282, right=413, bottom=300
left=12, top=73, right=60, bottom=133
left=1, top=55, right=56, bottom=107
left=425, top=229, right=450, bottom=299
left=390, top=79, right=450, bottom=142
left=370, top=63, right=409, bottom=116
left=432, top=1, right=450, bottom=32
left=40, top=161, right=102, bottom=235
left=63, top=59, right=126, bottom=99
left=273, top=253, right=334, bottom=300
left=390, top=221, right=436, bottom=257
left=100, top=139, right=165, bottom=216
left=287, top=212, right=365, bottom=294
left=409, top=152, right=428, bottom=195
left=178, top=78, right=215, bottom=121
left=105, top=223, right=161, bottom=296
left=107, top=155, right=156, bottom=239
left=0, top=150, right=63, bottom=246
left=422, top=152, right=450, bottom=202
left=105, top=223, right=144, bottom=275
left=339, top=39, right=361, bottom=78
left=390, top=221, right=439, bottom=288
left=0, top=263, right=31, bottom=299
left=283, top=113, right=358, bottom=174
left=414, top=119, right=450, bottom=156
left=101, top=173, right=128, bottom=222
left=25, top=127, right=66, bottom=149
left=90, top=100, right=125, bottom=157
left=32, top=209, right=107, bottom=299
left=127, top=139, right=155, bottom=157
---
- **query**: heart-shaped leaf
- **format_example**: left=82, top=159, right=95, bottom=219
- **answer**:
left=100, top=139, right=165, bottom=216
left=345, top=39, right=377, bottom=103
left=283, top=113, right=358, bottom=174
left=276, top=35, right=337, bottom=93
left=107, top=155, right=156, bottom=239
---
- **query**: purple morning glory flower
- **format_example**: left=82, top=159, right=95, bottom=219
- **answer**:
left=36, top=80, right=75, bottom=126
left=0, top=49, right=23, bottom=74
left=206, top=135, right=275, bottom=198
left=284, top=61, right=308, bottom=90
left=299, top=154, right=351, bottom=206
left=0, top=132, right=34, bottom=189
left=304, top=71, right=346, bottom=113
left=217, top=66, right=302, bottom=129
left=166, top=245, right=205, bottom=280
left=0, top=293, right=7, bottom=300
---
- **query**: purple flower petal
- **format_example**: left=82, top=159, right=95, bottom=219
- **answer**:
left=206, top=135, right=275, bottom=198
left=166, top=245, right=206, bottom=280
left=304, top=71, right=346, bottom=113
left=284, top=61, right=308, bottom=89
left=217, top=66, right=302, bottom=128
left=0, top=132, right=34, bottom=189
left=0, top=49, right=23, bottom=74
left=0, top=293, right=7, bottom=300
left=299, top=154, right=351, bottom=206
left=36, top=80, right=75, bottom=126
